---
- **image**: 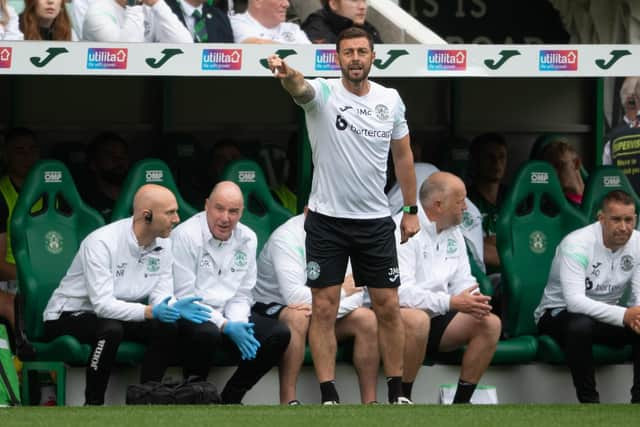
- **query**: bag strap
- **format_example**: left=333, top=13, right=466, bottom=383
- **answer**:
left=0, top=359, right=19, bottom=405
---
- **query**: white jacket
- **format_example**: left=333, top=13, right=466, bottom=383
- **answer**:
left=82, top=0, right=192, bottom=42
left=254, top=214, right=363, bottom=318
left=534, top=222, right=640, bottom=326
left=44, top=218, right=174, bottom=322
left=0, top=5, right=23, bottom=40
left=395, top=207, right=476, bottom=317
left=387, top=163, right=484, bottom=270
left=230, top=11, right=310, bottom=44
left=172, top=212, right=257, bottom=328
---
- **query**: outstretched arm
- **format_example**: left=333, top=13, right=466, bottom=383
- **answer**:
left=267, top=54, right=315, bottom=104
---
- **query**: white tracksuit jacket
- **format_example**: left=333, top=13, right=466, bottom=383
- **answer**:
left=395, top=208, right=476, bottom=317
left=534, top=222, right=640, bottom=326
left=43, top=217, right=174, bottom=322
left=172, top=212, right=257, bottom=329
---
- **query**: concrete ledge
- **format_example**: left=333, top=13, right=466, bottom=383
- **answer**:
left=60, top=362, right=634, bottom=405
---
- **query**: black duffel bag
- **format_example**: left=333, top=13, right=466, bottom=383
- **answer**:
left=126, top=380, right=176, bottom=405
left=173, top=376, right=221, bottom=404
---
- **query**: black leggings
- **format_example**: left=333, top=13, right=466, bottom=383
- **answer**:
left=44, top=312, right=178, bottom=405
left=178, top=311, right=290, bottom=404
left=538, top=310, right=640, bottom=403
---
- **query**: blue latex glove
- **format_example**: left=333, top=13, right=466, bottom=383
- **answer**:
left=222, top=322, right=261, bottom=360
left=152, top=296, right=180, bottom=323
left=173, top=297, right=212, bottom=323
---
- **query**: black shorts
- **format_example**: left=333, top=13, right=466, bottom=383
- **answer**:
left=252, top=302, right=286, bottom=319
left=425, top=311, right=458, bottom=359
left=304, top=210, right=399, bottom=289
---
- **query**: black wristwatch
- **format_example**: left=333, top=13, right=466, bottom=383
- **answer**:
left=402, top=205, right=418, bottom=214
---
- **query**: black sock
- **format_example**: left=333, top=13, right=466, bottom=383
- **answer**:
left=320, top=380, right=339, bottom=403
left=387, top=376, right=403, bottom=403
left=452, top=379, right=477, bottom=404
left=402, top=382, right=414, bottom=400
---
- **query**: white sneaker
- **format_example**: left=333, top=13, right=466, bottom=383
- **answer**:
left=322, top=400, right=339, bottom=405
left=392, top=397, right=414, bottom=405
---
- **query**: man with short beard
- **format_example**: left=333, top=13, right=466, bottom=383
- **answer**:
left=81, top=132, right=130, bottom=221
left=267, top=27, right=419, bottom=404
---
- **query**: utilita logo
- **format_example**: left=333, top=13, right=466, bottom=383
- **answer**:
left=0, top=48, right=12, bottom=68
left=539, top=50, right=578, bottom=71
left=87, top=48, right=127, bottom=70
left=315, top=49, right=339, bottom=71
left=201, top=49, right=242, bottom=70
left=427, top=50, right=466, bottom=71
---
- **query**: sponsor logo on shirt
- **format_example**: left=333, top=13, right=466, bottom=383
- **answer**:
left=44, top=171, right=62, bottom=183
left=44, top=230, right=63, bottom=255
left=201, top=49, right=242, bottom=71
left=315, top=49, right=339, bottom=71
left=0, top=47, right=12, bottom=68
left=530, top=172, right=549, bottom=184
left=87, top=48, right=128, bottom=70
left=427, top=49, right=466, bottom=71
left=603, top=176, right=621, bottom=187
left=539, top=50, right=578, bottom=71
left=145, top=170, right=164, bottom=182
left=529, top=230, right=547, bottom=254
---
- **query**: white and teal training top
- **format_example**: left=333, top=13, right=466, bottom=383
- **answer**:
left=534, top=222, right=640, bottom=326
left=298, top=78, right=409, bottom=219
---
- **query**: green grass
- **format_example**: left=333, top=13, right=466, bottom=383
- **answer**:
left=0, top=404, right=639, bottom=427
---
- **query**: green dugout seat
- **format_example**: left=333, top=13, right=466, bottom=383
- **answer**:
left=581, top=165, right=640, bottom=223
left=11, top=160, right=148, bottom=404
left=497, top=161, right=589, bottom=363
left=536, top=335, right=631, bottom=364
left=536, top=165, right=636, bottom=364
left=220, top=160, right=292, bottom=253
left=110, top=158, right=198, bottom=223
left=425, top=240, right=537, bottom=366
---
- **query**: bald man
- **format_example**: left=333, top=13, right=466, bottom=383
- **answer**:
left=172, top=181, right=290, bottom=404
left=43, top=184, right=210, bottom=405
left=395, top=172, right=501, bottom=403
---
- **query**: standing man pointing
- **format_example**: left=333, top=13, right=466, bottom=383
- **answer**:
left=267, top=26, right=419, bottom=404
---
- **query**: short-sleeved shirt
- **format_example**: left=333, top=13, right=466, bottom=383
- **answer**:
left=298, top=78, right=409, bottom=219
left=230, top=11, right=310, bottom=44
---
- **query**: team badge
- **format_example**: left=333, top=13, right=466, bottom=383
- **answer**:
left=147, top=257, right=160, bottom=272
left=461, top=211, right=474, bottom=229
left=447, top=238, right=457, bottom=254
left=44, top=231, right=63, bottom=254
left=306, top=261, right=321, bottom=280
left=282, top=32, right=295, bottom=43
left=529, top=231, right=547, bottom=254
left=621, top=255, right=634, bottom=272
left=234, top=251, right=247, bottom=268
left=375, top=104, right=389, bottom=121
